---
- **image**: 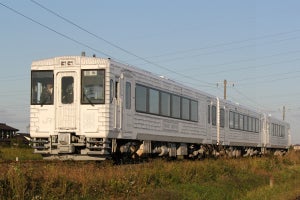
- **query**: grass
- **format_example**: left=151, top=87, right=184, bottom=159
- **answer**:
left=0, top=146, right=42, bottom=161
left=0, top=147, right=299, bottom=199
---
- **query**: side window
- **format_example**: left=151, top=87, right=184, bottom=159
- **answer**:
left=125, top=82, right=131, bottom=109
left=208, top=105, right=211, bottom=124
left=149, top=88, right=159, bottom=114
left=181, top=97, right=190, bottom=120
left=115, top=81, right=119, bottom=99
left=244, top=116, right=248, bottom=131
left=110, top=79, right=114, bottom=103
left=239, top=114, right=244, bottom=130
left=62, top=76, right=74, bottom=104
left=248, top=117, right=252, bottom=132
left=220, top=108, right=225, bottom=128
left=212, top=105, right=216, bottom=126
left=136, top=85, right=147, bottom=112
left=160, top=92, right=171, bottom=117
left=229, top=111, right=234, bottom=129
left=171, top=95, right=181, bottom=119
left=191, top=100, right=198, bottom=122
left=234, top=112, right=239, bottom=129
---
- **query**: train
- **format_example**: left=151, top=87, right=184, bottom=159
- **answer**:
left=30, top=54, right=291, bottom=161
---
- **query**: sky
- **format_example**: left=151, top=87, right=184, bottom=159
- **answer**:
left=0, top=0, right=300, bottom=144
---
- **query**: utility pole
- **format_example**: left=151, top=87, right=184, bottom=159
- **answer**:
left=217, top=79, right=234, bottom=100
left=223, top=79, right=227, bottom=100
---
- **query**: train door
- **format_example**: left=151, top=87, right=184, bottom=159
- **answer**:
left=121, top=72, right=134, bottom=135
left=206, top=100, right=212, bottom=143
left=55, top=72, right=78, bottom=130
left=113, top=71, right=134, bottom=136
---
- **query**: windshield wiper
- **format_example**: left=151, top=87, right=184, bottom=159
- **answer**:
left=83, top=92, right=95, bottom=106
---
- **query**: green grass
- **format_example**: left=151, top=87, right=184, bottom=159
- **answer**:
left=0, top=148, right=299, bottom=199
left=0, top=146, right=42, bottom=161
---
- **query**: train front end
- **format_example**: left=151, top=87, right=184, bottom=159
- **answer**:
left=30, top=56, right=112, bottom=160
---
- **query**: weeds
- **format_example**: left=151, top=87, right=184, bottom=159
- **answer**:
left=0, top=149, right=299, bottom=199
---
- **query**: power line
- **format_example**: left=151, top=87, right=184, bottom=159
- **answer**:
left=238, top=73, right=300, bottom=86
left=200, top=57, right=300, bottom=76
left=232, top=87, right=271, bottom=112
left=134, top=35, right=300, bottom=66
left=182, top=48, right=300, bottom=73
left=0, top=2, right=114, bottom=59
left=29, top=0, right=215, bottom=87
left=236, top=69, right=300, bottom=83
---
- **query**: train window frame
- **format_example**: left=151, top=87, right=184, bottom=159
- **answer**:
left=31, top=70, right=54, bottom=105
left=81, top=69, right=105, bottom=105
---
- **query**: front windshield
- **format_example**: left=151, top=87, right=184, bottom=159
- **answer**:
left=31, top=71, right=54, bottom=105
left=81, top=69, right=105, bottom=104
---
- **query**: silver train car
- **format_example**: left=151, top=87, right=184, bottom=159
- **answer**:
left=30, top=55, right=291, bottom=160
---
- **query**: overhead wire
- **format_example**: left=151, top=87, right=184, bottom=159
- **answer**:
left=127, top=28, right=300, bottom=63
left=29, top=0, right=214, bottom=87
left=134, top=35, right=300, bottom=66
left=2, top=1, right=299, bottom=114
left=0, top=2, right=115, bottom=59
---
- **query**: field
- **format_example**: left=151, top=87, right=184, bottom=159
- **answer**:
left=0, top=147, right=300, bottom=200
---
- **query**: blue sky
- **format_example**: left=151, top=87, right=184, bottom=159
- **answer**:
left=1, top=1, right=300, bottom=144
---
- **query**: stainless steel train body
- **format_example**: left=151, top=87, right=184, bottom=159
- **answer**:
left=30, top=56, right=290, bottom=160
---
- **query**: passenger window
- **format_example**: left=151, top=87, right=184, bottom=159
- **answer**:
left=149, top=89, right=159, bottom=114
left=208, top=105, right=211, bottom=124
left=244, top=116, right=248, bottom=131
left=239, top=114, right=244, bottom=130
left=191, top=100, right=198, bottom=122
left=62, top=76, right=74, bottom=104
left=212, top=105, right=216, bottom=126
left=160, top=92, right=171, bottom=117
left=115, top=81, right=119, bottom=99
left=220, top=108, right=225, bottom=127
left=234, top=113, right=239, bottom=129
left=229, top=111, right=234, bottom=129
left=182, top=98, right=190, bottom=120
left=125, top=82, right=131, bottom=109
left=110, top=79, right=114, bottom=103
left=171, top=95, right=181, bottom=119
left=136, top=85, right=147, bottom=112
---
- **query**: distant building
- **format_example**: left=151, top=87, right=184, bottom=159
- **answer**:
left=0, top=123, right=19, bottom=139
left=294, top=144, right=300, bottom=151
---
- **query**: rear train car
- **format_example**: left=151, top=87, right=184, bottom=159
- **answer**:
left=30, top=55, right=290, bottom=160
